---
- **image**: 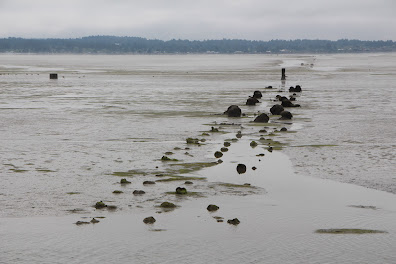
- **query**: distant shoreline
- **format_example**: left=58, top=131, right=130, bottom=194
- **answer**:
left=1, top=36, right=395, bottom=54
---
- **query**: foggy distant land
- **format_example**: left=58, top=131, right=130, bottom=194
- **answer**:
left=1, top=36, right=395, bottom=54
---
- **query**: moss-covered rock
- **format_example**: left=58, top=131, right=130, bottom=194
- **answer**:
left=250, top=141, right=258, bottom=147
left=120, top=178, right=131, bottom=184
left=176, top=187, right=187, bottom=194
left=94, top=201, right=107, bottom=209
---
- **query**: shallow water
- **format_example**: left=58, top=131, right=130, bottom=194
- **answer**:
left=1, top=53, right=396, bottom=263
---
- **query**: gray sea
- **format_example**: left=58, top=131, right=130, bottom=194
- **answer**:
left=1, top=53, right=395, bottom=263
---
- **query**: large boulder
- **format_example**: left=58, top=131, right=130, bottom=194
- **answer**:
left=246, top=97, right=259, bottom=105
left=253, top=113, right=269, bottom=123
left=224, top=105, right=242, bottom=117
left=280, top=111, right=293, bottom=120
left=253, top=91, right=262, bottom=99
left=270, top=104, right=284, bottom=115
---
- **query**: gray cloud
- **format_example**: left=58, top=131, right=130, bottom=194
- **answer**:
left=0, top=0, right=394, bottom=40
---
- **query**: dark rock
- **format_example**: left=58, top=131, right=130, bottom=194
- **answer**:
left=289, top=96, right=296, bottom=101
left=133, top=190, right=146, bottom=195
left=289, top=86, right=296, bottom=92
left=143, top=181, right=156, bottom=185
left=217, top=159, right=223, bottom=164
left=236, top=132, right=242, bottom=138
left=176, top=187, right=187, bottom=194
left=253, top=113, right=269, bottom=123
left=265, top=86, right=273, bottom=89
left=295, top=85, right=302, bottom=92
left=256, top=153, right=265, bottom=157
left=224, top=105, right=242, bottom=117
left=185, top=181, right=193, bottom=185
left=268, top=147, right=273, bottom=152
left=143, top=216, right=156, bottom=224
left=214, top=151, right=223, bottom=158
left=236, top=164, right=247, bottom=174
left=280, top=111, right=293, bottom=120
left=270, top=104, right=284, bottom=115
left=253, top=91, right=262, bottom=99
left=160, top=202, right=176, bottom=208
left=224, top=142, right=231, bottom=147
left=207, top=204, right=220, bottom=212
left=252, top=166, right=257, bottom=170
left=259, top=129, right=267, bottom=133
left=280, top=127, right=288, bottom=132
left=227, top=218, right=240, bottom=225
left=211, top=127, right=219, bottom=132
left=246, top=97, right=259, bottom=105
left=220, top=147, right=228, bottom=152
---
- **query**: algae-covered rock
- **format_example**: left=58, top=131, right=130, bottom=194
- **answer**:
left=214, top=151, right=223, bottom=158
left=176, top=187, right=187, bottom=194
left=143, top=216, right=156, bottom=224
left=236, top=164, right=247, bottom=174
left=227, top=218, right=240, bottom=225
left=120, top=178, right=131, bottom=184
left=94, top=201, right=107, bottom=209
left=160, top=202, right=176, bottom=208
left=207, top=204, right=219, bottom=212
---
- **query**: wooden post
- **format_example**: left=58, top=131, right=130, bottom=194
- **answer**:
left=281, top=68, right=286, bottom=80
left=50, top=73, right=58, bottom=79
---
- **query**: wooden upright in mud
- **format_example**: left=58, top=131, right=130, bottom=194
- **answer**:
left=281, top=68, right=286, bottom=80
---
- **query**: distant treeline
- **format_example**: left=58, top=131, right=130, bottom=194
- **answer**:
left=0, top=36, right=395, bottom=54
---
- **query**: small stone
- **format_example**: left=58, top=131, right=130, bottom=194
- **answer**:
left=94, top=201, right=107, bottom=209
left=252, top=167, right=257, bottom=170
left=236, top=132, right=242, bottom=138
left=143, top=216, right=156, bottom=224
left=220, top=147, right=228, bottom=152
left=133, top=190, right=146, bottom=195
left=185, top=181, right=193, bottom=185
left=224, top=142, right=231, bottom=147
left=227, top=218, right=240, bottom=225
left=207, top=204, right=220, bottom=212
left=280, top=127, right=288, bottom=132
left=217, top=159, right=223, bottom=164
left=268, top=147, right=273, bottom=152
left=214, top=151, right=223, bottom=158
left=250, top=141, right=258, bottom=147
left=75, top=221, right=90, bottom=225
left=113, top=190, right=123, bottom=194
left=90, top=218, right=100, bottom=223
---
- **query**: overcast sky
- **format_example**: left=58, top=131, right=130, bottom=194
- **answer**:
left=0, top=0, right=395, bottom=40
